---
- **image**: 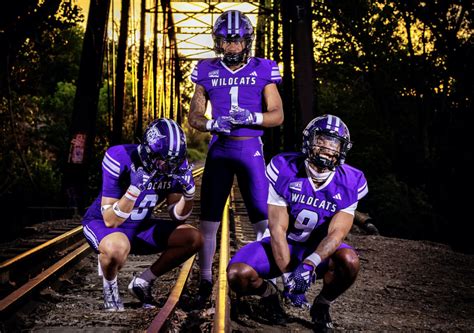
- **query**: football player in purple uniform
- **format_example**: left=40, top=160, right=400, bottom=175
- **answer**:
left=82, top=118, right=203, bottom=311
left=188, top=9, right=284, bottom=304
left=227, top=115, right=368, bottom=331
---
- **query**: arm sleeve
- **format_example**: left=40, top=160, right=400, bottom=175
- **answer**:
left=101, top=146, right=127, bottom=198
left=267, top=183, right=288, bottom=206
left=190, top=61, right=200, bottom=83
left=269, top=60, right=282, bottom=85
left=340, top=201, right=358, bottom=216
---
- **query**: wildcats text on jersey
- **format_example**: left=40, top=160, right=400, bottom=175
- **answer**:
left=145, top=180, right=173, bottom=190
left=211, top=77, right=257, bottom=87
left=291, top=192, right=337, bottom=212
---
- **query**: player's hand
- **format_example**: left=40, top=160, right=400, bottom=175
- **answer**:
left=130, top=163, right=155, bottom=191
left=171, top=164, right=195, bottom=200
left=229, top=107, right=260, bottom=126
left=282, top=288, right=311, bottom=308
left=207, top=116, right=233, bottom=134
left=287, top=263, right=316, bottom=294
left=282, top=273, right=310, bottom=308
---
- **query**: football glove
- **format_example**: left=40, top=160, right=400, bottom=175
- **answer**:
left=287, top=263, right=316, bottom=294
left=130, top=163, right=156, bottom=191
left=171, top=164, right=195, bottom=200
left=282, top=272, right=310, bottom=308
left=229, top=107, right=262, bottom=126
left=206, top=116, right=233, bottom=134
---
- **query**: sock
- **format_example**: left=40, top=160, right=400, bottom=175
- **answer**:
left=98, top=255, right=103, bottom=277
left=198, top=220, right=220, bottom=283
left=139, top=268, right=157, bottom=283
left=103, top=275, right=118, bottom=288
left=252, top=220, right=268, bottom=241
left=315, top=294, right=332, bottom=306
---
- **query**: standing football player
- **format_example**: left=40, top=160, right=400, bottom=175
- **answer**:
left=82, top=118, right=203, bottom=311
left=227, top=115, right=367, bottom=331
left=188, top=9, right=284, bottom=304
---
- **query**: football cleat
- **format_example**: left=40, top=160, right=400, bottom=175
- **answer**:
left=310, top=303, right=334, bottom=332
left=103, top=281, right=124, bottom=312
left=128, top=276, right=156, bottom=308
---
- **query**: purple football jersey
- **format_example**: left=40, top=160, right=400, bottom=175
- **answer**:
left=83, top=144, right=191, bottom=229
left=191, top=57, right=282, bottom=137
left=265, top=152, right=368, bottom=244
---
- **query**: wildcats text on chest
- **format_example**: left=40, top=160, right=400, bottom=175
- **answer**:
left=291, top=192, right=337, bottom=212
left=211, top=77, right=256, bottom=87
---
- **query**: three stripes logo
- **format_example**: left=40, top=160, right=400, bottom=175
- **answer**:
left=332, top=193, right=342, bottom=200
left=249, top=71, right=258, bottom=77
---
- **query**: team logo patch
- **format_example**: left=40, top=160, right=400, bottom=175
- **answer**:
left=289, top=181, right=303, bottom=191
left=146, top=127, right=166, bottom=144
left=208, top=70, right=220, bottom=78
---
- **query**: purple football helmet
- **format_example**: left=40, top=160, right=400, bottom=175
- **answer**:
left=302, top=114, right=352, bottom=170
left=138, top=118, right=187, bottom=175
left=212, top=10, right=254, bottom=66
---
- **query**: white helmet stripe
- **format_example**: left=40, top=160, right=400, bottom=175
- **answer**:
left=163, top=118, right=179, bottom=157
left=327, top=114, right=340, bottom=132
left=227, top=11, right=232, bottom=35
left=171, top=120, right=182, bottom=157
left=235, top=11, right=239, bottom=31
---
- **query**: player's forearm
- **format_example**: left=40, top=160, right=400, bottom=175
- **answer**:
left=169, top=196, right=193, bottom=221
left=262, top=107, right=284, bottom=128
left=313, top=231, right=344, bottom=261
left=189, top=86, right=209, bottom=132
left=188, top=111, right=209, bottom=132
left=270, top=230, right=291, bottom=272
left=102, top=197, right=136, bottom=228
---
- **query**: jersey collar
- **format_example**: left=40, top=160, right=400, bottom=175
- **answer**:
left=220, top=57, right=252, bottom=74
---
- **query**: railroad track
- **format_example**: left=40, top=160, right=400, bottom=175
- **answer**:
left=0, top=168, right=304, bottom=332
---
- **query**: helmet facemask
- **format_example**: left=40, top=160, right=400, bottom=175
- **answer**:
left=138, top=144, right=184, bottom=175
left=307, top=133, right=343, bottom=172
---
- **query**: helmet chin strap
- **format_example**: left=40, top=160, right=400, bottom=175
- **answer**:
left=305, top=159, right=333, bottom=184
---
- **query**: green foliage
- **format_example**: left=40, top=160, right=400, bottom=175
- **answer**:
left=187, top=148, right=207, bottom=163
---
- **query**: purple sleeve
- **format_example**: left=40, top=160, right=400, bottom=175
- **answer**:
left=101, top=146, right=130, bottom=198
left=268, top=60, right=282, bottom=85
left=190, top=61, right=201, bottom=84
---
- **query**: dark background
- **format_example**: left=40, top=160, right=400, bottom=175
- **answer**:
left=0, top=0, right=472, bottom=252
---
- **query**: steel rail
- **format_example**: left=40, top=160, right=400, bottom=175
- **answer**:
left=0, top=243, right=91, bottom=315
left=214, top=196, right=231, bottom=333
left=0, top=166, right=205, bottom=319
left=146, top=254, right=196, bottom=333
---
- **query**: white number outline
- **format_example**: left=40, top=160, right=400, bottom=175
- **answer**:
left=288, top=209, right=320, bottom=242
left=130, top=194, right=158, bottom=220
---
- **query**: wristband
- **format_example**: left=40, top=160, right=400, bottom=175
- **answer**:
left=124, top=185, right=141, bottom=201
left=183, top=186, right=195, bottom=201
left=100, top=204, right=112, bottom=215
left=304, top=252, right=322, bottom=268
left=254, top=112, right=263, bottom=125
left=112, top=201, right=131, bottom=219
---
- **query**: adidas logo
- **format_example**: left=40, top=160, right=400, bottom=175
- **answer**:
left=249, top=71, right=258, bottom=77
left=253, top=151, right=261, bottom=157
left=208, top=69, right=219, bottom=78
left=332, top=193, right=342, bottom=200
